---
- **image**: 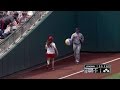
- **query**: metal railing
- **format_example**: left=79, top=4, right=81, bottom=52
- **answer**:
left=0, top=11, right=49, bottom=56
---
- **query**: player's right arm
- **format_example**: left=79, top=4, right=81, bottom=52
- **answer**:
left=45, top=42, right=48, bottom=49
left=71, top=33, right=74, bottom=43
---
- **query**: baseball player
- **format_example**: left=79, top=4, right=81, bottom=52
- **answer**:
left=45, top=36, right=58, bottom=70
left=71, top=28, right=84, bottom=64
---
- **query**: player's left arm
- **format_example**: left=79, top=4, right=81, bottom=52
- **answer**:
left=53, top=43, right=59, bottom=56
left=80, top=34, right=84, bottom=43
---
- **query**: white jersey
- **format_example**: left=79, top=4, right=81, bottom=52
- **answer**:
left=27, top=11, right=33, bottom=16
left=45, top=42, right=56, bottom=54
left=11, top=20, right=18, bottom=30
left=4, top=25, right=11, bottom=34
left=71, top=32, right=84, bottom=44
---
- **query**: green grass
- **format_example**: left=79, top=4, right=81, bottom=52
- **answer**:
left=104, top=72, right=120, bottom=79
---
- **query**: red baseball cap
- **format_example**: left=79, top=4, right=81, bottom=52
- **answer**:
left=48, top=36, right=53, bottom=42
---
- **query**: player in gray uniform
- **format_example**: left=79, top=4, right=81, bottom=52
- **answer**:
left=71, top=28, right=84, bottom=64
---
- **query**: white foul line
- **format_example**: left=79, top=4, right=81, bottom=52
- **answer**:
left=58, top=57, right=120, bottom=79
left=102, top=58, right=120, bottom=64
left=58, top=70, right=84, bottom=79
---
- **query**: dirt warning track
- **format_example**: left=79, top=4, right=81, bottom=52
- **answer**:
left=3, top=53, right=120, bottom=79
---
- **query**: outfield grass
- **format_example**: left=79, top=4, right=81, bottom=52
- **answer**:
left=104, top=73, right=120, bottom=79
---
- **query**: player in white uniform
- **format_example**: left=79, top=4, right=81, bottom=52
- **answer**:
left=71, top=28, right=84, bottom=64
left=45, top=36, right=58, bottom=70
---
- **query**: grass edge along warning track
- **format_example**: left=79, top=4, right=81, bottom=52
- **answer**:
left=104, top=72, right=120, bottom=79
left=58, top=57, right=120, bottom=79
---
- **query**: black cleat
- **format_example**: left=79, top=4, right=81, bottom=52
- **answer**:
left=52, top=67, right=55, bottom=71
left=47, top=65, right=50, bottom=70
left=75, top=61, right=80, bottom=64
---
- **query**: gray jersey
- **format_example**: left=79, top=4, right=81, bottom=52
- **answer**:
left=71, top=32, right=84, bottom=44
